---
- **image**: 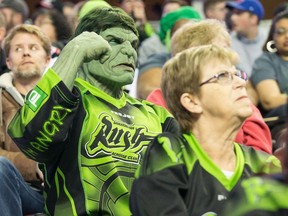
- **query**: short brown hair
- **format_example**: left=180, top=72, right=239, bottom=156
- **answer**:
left=171, top=19, right=231, bottom=56
left=3, top=24, right=51, bottom=57
left=162, top=45, right=238, bottom=132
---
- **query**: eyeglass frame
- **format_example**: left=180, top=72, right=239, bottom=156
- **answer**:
left=199, top=69, right=248, bottom=87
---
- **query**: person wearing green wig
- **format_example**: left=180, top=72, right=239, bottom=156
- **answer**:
left=137, top=6, right=201, bottom=99
left=159, top=6, right=201, bottom=51
left=7, top=7, right=179, bottom=216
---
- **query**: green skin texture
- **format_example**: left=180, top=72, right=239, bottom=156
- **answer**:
left=52, top=27, right=139, bottom=98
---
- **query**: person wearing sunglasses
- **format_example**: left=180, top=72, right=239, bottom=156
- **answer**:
left=130, top=45, right=281, bottom=216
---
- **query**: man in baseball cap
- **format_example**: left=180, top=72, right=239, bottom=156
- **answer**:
left=226, top=0, right=264, bottom=20
left=0, top=0, right=29, bottom=31
left=225, top=0, right=266, bottom=79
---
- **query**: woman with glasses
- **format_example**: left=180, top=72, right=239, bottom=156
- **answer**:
left=130, top=45, right=281, bottom=216
left=251, top=10, right=288, bottom=118
left=147, top=19, right=272, bottom=154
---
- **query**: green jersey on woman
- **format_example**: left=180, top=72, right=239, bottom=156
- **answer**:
left=130, top=132, right=281, bottom=216
left=221, top=174, right=288, bottom=216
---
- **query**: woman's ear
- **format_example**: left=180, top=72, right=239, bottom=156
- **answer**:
left=180, top=92, right=202, bottom=114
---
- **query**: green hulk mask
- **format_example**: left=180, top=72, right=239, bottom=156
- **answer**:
left=76, top=7, right=139, bottom=90
left=52, top=7, right=139, bottom=98
left=80, top=27, right=138, bottom=88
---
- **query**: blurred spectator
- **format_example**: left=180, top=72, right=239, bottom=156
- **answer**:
left=137, top=0, right=189, bottom=66
left=273, top=125, right=288, bottom=168
left=250, top=10, right=288, bottom=118
left=0, top=0, right=29, bottom=32
left=63, top=1, right=75, bottom=17
left=37, top=0, right=63, bottom=13
left=0, top=11, right=5, bottom=40
left=226, top=0, right=266, bottom=77
left=119, top=0, right=154, bottom=45
left=0, top=12, right=8, bottom=75
left=0, top=24, right=51, bottom=216
left=63, top=1, right=77, bottom=31
left=137, top=6, right=201, bottom=99
left=161, top=0, right=190, bottom=16
left=32, top=9, right=73, bottom=51
left=203, top=0, right=228, bottom=22
left=273, top=2, right=288, bottom=16
left=73, top=0, right=86, bottom=16
left=225, top=5, right=234, bottom=32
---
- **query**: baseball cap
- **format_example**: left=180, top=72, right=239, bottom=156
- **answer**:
left=226, top=0, right=264, bottom=20
left=0, top=0, right=29, bottom=20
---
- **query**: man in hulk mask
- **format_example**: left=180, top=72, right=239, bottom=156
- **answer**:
left=8, top=7, right=179, bottom=216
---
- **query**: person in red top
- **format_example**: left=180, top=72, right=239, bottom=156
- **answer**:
left=146, top=19, right=272, bottom=154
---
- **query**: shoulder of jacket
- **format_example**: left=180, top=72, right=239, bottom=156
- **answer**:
left=0, top=72, right=13, bottom=89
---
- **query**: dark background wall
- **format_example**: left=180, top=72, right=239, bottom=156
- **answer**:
left=26, top=0, right=286, bottom=21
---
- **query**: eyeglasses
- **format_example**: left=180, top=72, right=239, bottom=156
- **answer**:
left=199, top=70, right=248, bottom=87
left=274, top=28, right=288, bottom=37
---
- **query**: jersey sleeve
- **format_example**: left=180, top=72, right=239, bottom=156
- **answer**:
left=241, top=145, right=281, bottom=175
left=142, top=100, right=180, bottom=134
left=130, top=133, right=189, bottom=216
left=221, top=176, right=288, bottom=216
left=7, top=68, right=80, bottom=163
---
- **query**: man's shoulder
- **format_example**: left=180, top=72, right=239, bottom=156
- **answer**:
left=138, top=34, right=167, bottom=65
left=138, top=52, right=171, bottom=75
left=230, top=31, right=239, bottom=41
left=133, top=97, right=173, bottom=116
left=0, top=72, right=24, bottom=105
left=0, top=72, right=13, bottom=88
left=140, top=34, right=162, bottom=48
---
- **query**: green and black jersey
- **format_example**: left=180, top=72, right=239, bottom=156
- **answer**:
left=8, top=69, right=179, bottom=216
left=130, top=132, right=281, bottom=216
left=221, top=174, right=288, bottom=216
